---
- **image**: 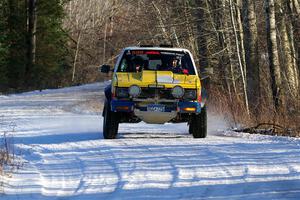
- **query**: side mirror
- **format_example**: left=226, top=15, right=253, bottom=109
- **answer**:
left=100, top=65, right=111, bottom=73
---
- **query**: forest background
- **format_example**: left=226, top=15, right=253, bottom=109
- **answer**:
left=0, top=0, right=299, bottom=134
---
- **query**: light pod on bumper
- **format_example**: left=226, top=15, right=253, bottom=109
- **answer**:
left=172, top=85, right=184, bottom=98
left=129, top=85, right=141, bottom=98
left=183, top=89, right=197, bottom=100
left=116, top=88, right=129, bottom=98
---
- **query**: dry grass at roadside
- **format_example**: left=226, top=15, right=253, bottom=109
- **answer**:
left=0, top=123, right=21, bottom=192
left=0, top=131, right=13, bottom=192
left=0, top=132, right=13, bottom=173
left=208, top=87, right=300, bottom=137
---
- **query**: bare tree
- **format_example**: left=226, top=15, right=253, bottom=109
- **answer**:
left=64, top=0, right=124, bottom=82
left=194, top=0, right=208, bottom=70
left=265, top=0, right=284, bottom=110
left=230, top=0, right=250, bottom=115
left=278, top=0, right=299, bottom=99
left=243, top=0, right=260, bottom=114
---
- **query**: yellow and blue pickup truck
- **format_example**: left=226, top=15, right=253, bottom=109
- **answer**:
left=100, top=46, right=207, bottom=139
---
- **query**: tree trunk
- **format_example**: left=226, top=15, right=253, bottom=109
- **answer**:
left=103, top=22, right=107, bottom=65
left=288, top=0, right=300, bottom=81
left=194, top=0, right=208, bottom=70
left=25, top=0, right=37, bottom=86
left=209, top=0, right=233, bottom=96
left=243, top=0, right=260, bottom=114
left=235, top=0, right=246, bottom=77
left=292, top=0, right=300, bottom=14
left=220, top=0, right=239, bottom=101
left=230, top=0, right=250, bottom=115
left=152, top=2, right=169, bottom=42
left=265, top=0, right=284, bottom=111
left=184, top=0, right=197, bottom=54
left=108, top=0, right=116, bottom=62
left=279, top=0, right=299, bottom=99
left=72, top=30, right=82, bottom=82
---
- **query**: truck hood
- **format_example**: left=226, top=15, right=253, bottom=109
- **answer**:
left=115, top=70, right=199, bottom=88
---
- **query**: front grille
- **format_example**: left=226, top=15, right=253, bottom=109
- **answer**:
left=139, top=88, right=174, bottom=99
left=137, top=87, right=197, bottom=101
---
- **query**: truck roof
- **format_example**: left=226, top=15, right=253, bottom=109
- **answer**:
left=124, top=46, right=191, bottom=53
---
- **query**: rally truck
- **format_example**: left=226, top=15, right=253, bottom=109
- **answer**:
left=100, top=45, right=207, bottom=139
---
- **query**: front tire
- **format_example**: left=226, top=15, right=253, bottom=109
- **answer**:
left=189, top=106, right=207, bottom=138
left=103, top=102, right=119, bottom=139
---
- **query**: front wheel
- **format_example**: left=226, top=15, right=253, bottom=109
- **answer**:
left=189, top=106, right=207, bottom=138
left=103, top=102, right=119, bottom=139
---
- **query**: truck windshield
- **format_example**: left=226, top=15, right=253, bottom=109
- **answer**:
left=117, top=50, right=196, bottom=75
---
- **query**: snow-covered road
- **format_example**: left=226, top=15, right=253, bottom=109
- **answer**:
left=1, top=83, right=300, bottom=200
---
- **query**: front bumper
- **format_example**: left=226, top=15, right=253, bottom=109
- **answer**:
left=111, top=99, right=202, bottom=113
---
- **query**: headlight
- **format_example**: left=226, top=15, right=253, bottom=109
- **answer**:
left=183, top=90, right=197, bottom=100
left=116, top=88, right=129, bottom=98
left=171, top=86, right=184, bottom=98
left=129, top=85, right=141, bottom=97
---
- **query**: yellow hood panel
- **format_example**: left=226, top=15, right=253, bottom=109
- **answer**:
left=115, top=70, right=200, bottom=89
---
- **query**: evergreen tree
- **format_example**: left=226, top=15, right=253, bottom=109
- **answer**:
left=0, top=1, right=9, bottom=90
left=0, top=0, right=69, bottom=92
left=4, top=0, right=27, bottom=90
left=32, top=0, right=69, bottom=89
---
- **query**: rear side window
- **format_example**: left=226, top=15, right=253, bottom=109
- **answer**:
left=117, top=50, right=195, bottom=75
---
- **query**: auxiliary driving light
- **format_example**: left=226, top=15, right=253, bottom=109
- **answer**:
left=129, top=85, right=141, bottom=97
left=171, top=86, right=184, bottom=98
